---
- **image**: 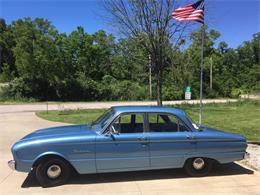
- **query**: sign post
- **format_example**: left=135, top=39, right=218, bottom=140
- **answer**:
left=185, top=86, right=191, bottom=100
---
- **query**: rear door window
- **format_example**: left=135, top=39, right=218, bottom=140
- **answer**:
left=148, top=113, right=189, bottom=132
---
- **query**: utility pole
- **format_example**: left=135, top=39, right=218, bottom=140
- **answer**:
left=210, top=57, right=213, bottom=90
left=149, top=54, right=152, bottom=99
left=199, top=24, right=205, bottom=126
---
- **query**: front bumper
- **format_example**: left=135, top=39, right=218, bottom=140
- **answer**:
left=8, top=160, right=16, bottom=170
left=244, top=152, right=250, bottom=160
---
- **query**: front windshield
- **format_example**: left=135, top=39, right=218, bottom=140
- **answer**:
left=91, top=108, right=114, bottom=128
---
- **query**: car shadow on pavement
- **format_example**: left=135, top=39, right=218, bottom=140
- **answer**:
left=21, top=162, right=254, bottom=188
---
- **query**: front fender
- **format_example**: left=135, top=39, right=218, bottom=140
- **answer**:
left=14, top=151, right=69, bottom=172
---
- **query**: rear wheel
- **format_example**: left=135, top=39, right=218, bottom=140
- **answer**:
left=184, top=157, right=213, bottom=177
left=35, top=157, right=71, bottom=187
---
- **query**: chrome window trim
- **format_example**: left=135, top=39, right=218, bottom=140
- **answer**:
left=147, top=112, right=192, bottom=132
left=101, top=112, right=146, bottom=135
left=100, top=110, right=194, bottom=135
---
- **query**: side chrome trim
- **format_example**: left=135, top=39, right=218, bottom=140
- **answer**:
left=72, top=149, right=92, bottom=154
left=95, top=138, right=244, bottom=144
left=37, top=138, right=245, bottom=146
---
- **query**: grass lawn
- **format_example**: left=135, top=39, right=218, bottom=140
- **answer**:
left=37, top=109, right=106, bottom=125
left=36, top=100, right=260, bottom=141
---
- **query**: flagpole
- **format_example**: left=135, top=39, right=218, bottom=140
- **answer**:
left=172, top=0, right=205, bottom=125
left=199, top=24, right=205, bottom=126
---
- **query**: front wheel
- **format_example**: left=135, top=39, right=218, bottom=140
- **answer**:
left=35, top=157, right=71, bottom=187
left=184, top=157, right=213, bottom=177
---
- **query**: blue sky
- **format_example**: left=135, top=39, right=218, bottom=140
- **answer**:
left=0, top=0, right=259, bottom=48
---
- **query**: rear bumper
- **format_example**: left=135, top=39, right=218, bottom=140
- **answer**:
left=8, top=160, right=16, bottom=170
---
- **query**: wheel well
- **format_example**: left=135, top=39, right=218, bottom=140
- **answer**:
left=32, top=154, right=78, bottom=174
left=184, top=157, right=219, bottom=165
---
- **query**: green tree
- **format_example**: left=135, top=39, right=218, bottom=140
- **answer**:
left=103, top=0, right=187, bottom=105
left=0, top=18, right=16, bottom=81
left=11, top=18, right=62, bottom=99
left=1, top=16, right=259, bottom=102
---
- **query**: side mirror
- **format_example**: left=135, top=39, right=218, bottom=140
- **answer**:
left=110, top=125, right=119, bottom=135
left=104, top=130, right=112, bottom=136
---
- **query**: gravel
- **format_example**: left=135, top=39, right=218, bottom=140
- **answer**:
left=240, top=143, right=260, bottom=170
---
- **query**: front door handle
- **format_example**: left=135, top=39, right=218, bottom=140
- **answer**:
left=186, top=135, right=195, bottom=140
left=138, top=137, right=147, bottom=141
left=138, top=137, right=149, bottom=147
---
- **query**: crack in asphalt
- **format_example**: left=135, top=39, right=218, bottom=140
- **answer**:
left=0, top=171, right=14, bottom=185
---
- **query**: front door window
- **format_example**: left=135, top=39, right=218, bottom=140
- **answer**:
left=112, top=113, right=144, bottom=133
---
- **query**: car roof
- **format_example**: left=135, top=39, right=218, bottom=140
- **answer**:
left=111, top=105, right=186, bottom=116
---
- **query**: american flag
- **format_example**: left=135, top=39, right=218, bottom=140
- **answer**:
left=172, top=0, right=204, bottom=23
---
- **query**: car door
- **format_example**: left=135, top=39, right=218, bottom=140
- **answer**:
left=148, top=113, right=196, bottom=168
left=95, top=113, right=150, bottom=171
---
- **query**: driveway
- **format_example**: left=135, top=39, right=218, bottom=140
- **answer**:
left=1, top=108, right=260, bottom=194
left=0, top=99, right=238, bottom=114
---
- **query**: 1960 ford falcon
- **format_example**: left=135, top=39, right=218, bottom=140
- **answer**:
left=8, top=106, right=247, bottom=187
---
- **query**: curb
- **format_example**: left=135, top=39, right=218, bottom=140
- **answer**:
left=247, top=141, right=260, bottom=145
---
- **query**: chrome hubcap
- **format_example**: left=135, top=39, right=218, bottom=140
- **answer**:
left=47, top=164, right=61, bottom=179
left=193, top=158, right=205, bottom=170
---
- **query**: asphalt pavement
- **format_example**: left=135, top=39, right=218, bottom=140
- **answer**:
left=0, top=99, right=238, bottom=114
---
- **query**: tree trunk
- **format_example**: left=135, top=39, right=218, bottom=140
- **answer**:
left=156, top=69, right=163, bottom=106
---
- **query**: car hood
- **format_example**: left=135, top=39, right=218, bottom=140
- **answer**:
left=21, top=124, right=96, bottom=141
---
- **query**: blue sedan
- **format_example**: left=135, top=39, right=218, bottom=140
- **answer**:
left=8, top=106, right=247, bottom=187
